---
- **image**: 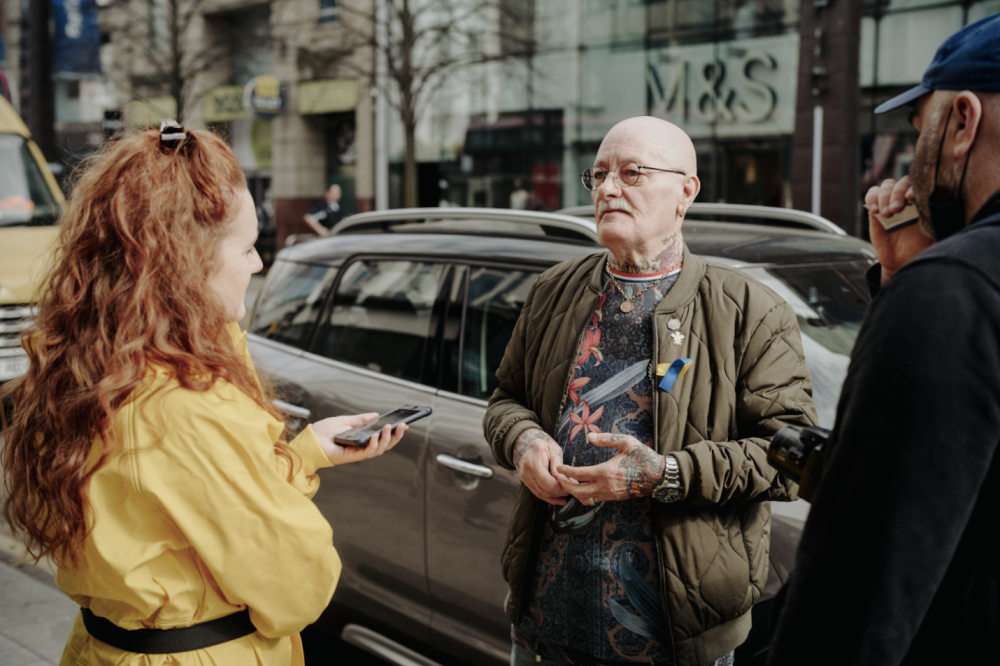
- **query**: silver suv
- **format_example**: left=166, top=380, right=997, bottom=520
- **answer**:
left=246, top=205, right=875, bottom=666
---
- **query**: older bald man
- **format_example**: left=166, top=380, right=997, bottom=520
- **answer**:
left=484, top=117, right=817, bottom=666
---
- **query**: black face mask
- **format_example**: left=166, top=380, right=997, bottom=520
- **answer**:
left=926, top=105, right=974, bottom=242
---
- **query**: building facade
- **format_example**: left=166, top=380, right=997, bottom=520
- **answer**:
left=396, top=0, right=999, bottom=234
left=95, top=0, right=373, bottom=252
left=9, top=0, right=1000, bottom=239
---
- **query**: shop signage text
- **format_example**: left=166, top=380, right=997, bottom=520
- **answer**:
left=644, top=34, right=798, bottom=139
left=204, top=86, right=249, bottom=123
left=243, top=76, right=285, bottom=121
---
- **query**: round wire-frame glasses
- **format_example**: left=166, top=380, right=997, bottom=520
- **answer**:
left=580, top=162, right=686, bottom=191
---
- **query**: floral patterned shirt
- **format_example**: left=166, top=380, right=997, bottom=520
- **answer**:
left=513, top=266, right=680, bottom=665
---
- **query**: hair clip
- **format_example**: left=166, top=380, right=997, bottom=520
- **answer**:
left=159, top=119, right=187, bottom=147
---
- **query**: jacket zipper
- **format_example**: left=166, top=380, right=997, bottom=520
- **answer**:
left=514, top=293, right=594, bottom=626
left=651, top=317, right=679, bottom=664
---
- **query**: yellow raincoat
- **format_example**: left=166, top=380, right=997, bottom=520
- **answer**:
left=56, top=325, right=341, bottom=665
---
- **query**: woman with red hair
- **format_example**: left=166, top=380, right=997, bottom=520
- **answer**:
left=1, top=124, right=405, bottom=665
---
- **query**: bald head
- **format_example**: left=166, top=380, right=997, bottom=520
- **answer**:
left=590, top=116, right=701, bottom=268
left=600, top=117, right=698, bottom=177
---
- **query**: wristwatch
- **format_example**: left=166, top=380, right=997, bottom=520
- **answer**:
left=652, top=454, right=683, bottom=504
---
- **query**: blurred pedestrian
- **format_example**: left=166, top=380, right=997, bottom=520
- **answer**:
left=303, top=183, right=343, bottom=237
left=509, top=178, right=530, bottom=209
left=768, top=14, right=1000, bottom=666
left=1, top=123, right=405, bottom=665
left=484, top=116, right=816, bottom=666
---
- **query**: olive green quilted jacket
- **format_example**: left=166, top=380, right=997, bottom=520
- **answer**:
left=484, top=246, right=818, bottom=666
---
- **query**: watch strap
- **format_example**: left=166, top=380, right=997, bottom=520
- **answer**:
left=653, top=454, right=683, bottom=504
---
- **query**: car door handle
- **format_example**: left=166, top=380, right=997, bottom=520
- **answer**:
left=435, top=454, right=494, bottom=479
left=273, top=399, right=311, bottom=419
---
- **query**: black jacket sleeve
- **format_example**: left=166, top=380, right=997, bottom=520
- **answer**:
left=767, top=258, right=1000, bottom=665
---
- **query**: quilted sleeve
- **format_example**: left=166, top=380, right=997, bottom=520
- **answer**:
left=672, top=300, right=816, bottom=505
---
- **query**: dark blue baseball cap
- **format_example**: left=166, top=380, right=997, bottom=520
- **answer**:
left=875, top=13, right=1000, bottom=114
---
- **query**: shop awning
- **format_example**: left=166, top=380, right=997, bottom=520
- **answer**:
left=298, top=79, right=357, bottom=115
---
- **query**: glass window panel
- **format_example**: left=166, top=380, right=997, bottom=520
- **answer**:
left=249, top=261, right=338, bottom=350
left=580, top=0, right=646, bottom=48
left=859, top=16, right=876, bottom=87
left=968, top=1, right=1000, bottom=23
left=875, top=7, right=963, bottom=85
left=460, top=267, right=539, bottom=400
left=316, top=260, right=446, bottom=385
left=319, top=0, right=340, bottom=23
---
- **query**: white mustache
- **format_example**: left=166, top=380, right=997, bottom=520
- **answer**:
left=597, top=198, right=633, bottom=218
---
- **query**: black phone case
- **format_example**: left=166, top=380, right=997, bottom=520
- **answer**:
left=333, top=405, right=432, bottom=447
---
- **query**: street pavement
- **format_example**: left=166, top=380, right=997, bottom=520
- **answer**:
left=0, top=510, right=78, bottom=666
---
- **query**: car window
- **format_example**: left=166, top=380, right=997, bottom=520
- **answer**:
left=314, top=259, right=447, bottom=385
left=460, top=267, right=539, bottom=400
left=249, top=260, right=338, bottom=349
left=0, top=134, right=60, bottom=227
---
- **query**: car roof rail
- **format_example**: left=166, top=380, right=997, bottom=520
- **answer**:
left=556, top=203, right=846, bottom=236
left=330, top=207, right=600, bottom=244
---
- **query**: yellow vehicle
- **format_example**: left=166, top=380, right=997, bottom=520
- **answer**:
left=0, top=96, right=65, bottom=382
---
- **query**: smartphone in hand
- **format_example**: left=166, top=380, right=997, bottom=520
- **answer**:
left=333, top=405, right=432, bottom=447
left=870, top=202, right=919, bottom=233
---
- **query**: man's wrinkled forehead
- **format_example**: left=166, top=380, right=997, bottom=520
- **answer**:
left=595, top=127, right=654, bottom=165
left=593, top=153, right=645, bottom=168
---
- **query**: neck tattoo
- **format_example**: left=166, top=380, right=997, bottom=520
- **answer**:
left=608, top=231, right=683, bottom=275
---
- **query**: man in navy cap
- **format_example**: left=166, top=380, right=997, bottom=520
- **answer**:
left=768, top=14, right=1000, bottom=666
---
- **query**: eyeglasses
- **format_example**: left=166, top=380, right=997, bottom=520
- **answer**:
left=580, top=162, right=686, bottom=191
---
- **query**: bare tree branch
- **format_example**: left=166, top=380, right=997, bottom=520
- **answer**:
left=333, top=0, right=538, bottom=206
left=102, top=0, right=265, bottom=123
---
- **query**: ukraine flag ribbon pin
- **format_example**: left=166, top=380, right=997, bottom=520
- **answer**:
left=656, top=358, right=694, bottom=392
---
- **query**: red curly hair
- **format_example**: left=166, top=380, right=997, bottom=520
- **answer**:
left=2, top=128, right=292, bottom=568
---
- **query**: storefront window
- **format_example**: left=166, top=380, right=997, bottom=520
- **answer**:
left=401, top=0, right=797, bottom=213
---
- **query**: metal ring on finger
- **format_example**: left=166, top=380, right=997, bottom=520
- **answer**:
left=587, top=497, right=596, bottom=506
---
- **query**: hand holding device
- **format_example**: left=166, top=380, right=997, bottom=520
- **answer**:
left=864, top=177, right=934, bottom=284
left=868, top=202, right=919, bottom=233
left=311, top=407, right=427, bottom=465
left=333, top=405, right=432, bottom=447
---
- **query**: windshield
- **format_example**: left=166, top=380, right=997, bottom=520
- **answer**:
left=0, top=134, right=60, bottom=227
left=741, top=261, right=872, bottom=428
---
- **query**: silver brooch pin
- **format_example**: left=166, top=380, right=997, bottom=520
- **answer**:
left=670, top=330, right=685, bottom=346
left=667, top=318, right=681, bottom=331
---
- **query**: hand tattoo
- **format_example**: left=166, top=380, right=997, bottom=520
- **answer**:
left=620, top=446, right=667, bottom=498
left=513, top=429, right=556, bottom=470
left=607, top=232, right=684, bottom=275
